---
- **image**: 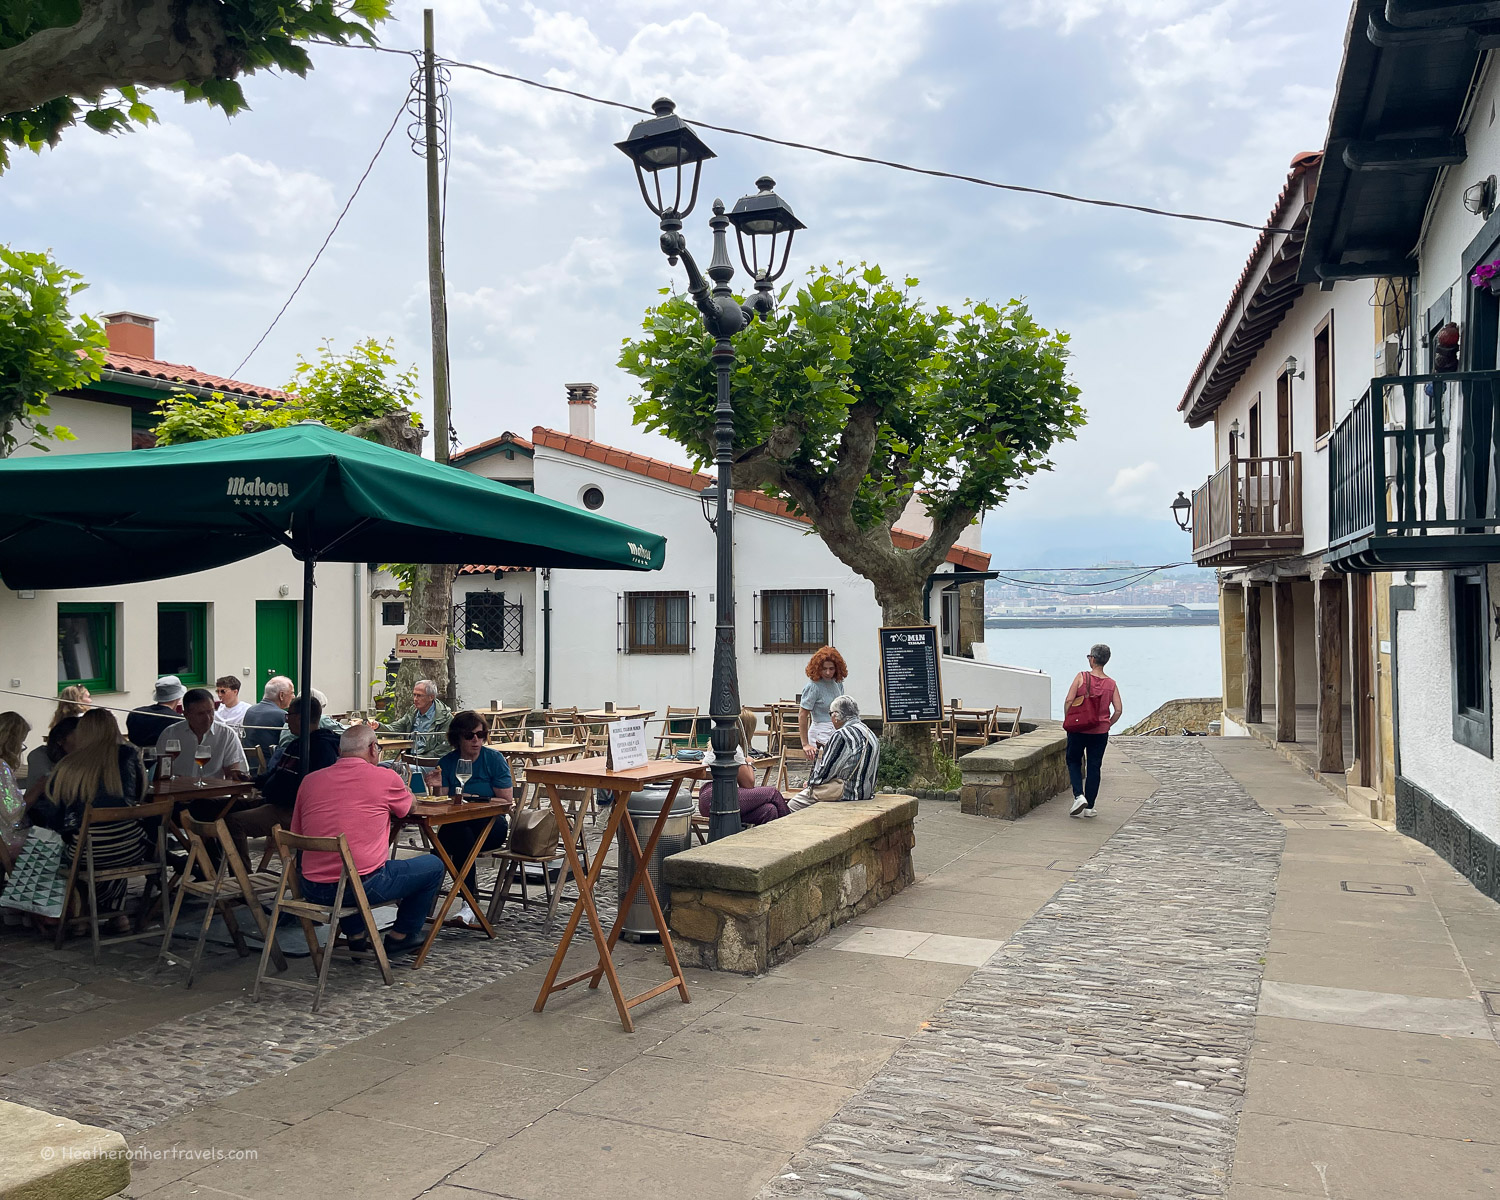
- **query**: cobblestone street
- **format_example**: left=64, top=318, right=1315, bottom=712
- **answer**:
left=2, top=737, right=1497, bottom=1200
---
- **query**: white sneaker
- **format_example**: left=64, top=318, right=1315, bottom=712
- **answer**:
left=1081, top=808, right=1096, bottom=818
left=1069, top=795, right=1087, bottom=816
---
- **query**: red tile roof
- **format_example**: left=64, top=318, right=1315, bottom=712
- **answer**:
left=456, top=565, right=534, bottom=576
left=103, top=350, right=287, bottom=400
left=1178, top=151, right=1322, bottom=424
left=452, top=431, right=534, bottom=461
left=530, top=426, right=992, bottom=572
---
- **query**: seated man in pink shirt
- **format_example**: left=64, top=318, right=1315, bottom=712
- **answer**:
left=291, top=723, right=444, bottom=957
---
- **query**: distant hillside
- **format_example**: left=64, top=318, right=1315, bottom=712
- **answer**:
left=981, top=512, right=1203, bottom=571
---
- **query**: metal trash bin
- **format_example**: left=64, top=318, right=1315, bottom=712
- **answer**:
left=617, top=783, right=695, bottom=942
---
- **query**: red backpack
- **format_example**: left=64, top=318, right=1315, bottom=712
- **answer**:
left=1063, top=673, right=1108, bottom=732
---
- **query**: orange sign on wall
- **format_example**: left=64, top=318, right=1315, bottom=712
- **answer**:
left=394, top=634, right=443, bottom=659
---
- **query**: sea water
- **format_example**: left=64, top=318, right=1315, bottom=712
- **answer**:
left=983, top=624, right=1223, bottom=722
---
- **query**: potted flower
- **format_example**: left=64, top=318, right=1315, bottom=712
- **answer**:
left=1469, top=257, right=1500, bottom=295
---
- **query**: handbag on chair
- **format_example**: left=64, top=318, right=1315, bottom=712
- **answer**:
left=509, top=807, right=560, bottom=858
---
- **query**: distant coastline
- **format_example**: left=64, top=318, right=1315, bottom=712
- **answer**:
left=985, top=608, right=1219, bottom=629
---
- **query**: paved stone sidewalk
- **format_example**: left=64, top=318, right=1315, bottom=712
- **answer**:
left=758, top=738, right=1282, bottom=1200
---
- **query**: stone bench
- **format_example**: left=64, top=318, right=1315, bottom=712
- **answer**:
left=662, top=794, right=917, bottom=974
left=0, top=1099, right=129, bottom=1200
left=958, top=720, right=1069, bottom=820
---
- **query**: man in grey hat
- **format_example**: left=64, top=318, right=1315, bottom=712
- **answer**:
left=127, top=675, right=187, bottom=748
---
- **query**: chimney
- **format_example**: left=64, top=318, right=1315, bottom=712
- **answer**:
left=566, top=382, right=598, bottom=440
left=102, top=311, right=157, bottom=359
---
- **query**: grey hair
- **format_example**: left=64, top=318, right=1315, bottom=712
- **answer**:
left=1089, top=643, right=1112, bottom=666
left=263, top=675, right=294, bottom=701
left=830, top=695, right=860, bottom=721
left=415, top=679, right=438, bottom=698
left=340, top=723, right=378, bottom=757
left=310, top=687, right=329, bottom=707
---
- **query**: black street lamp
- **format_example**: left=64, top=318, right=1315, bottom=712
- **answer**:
left=619, top=97, right=804, bottom=842
left=1170, top=491, right=1193, bottom=532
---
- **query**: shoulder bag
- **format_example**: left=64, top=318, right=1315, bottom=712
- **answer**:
left=1063, top=673, right=1100, bottom=733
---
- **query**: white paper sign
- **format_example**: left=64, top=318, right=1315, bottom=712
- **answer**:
left=606, top=718, right=649, bottom=771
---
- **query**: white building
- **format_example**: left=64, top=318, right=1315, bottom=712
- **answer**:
left=1, top=314, right=371, bottom=742
left=1186, top=0, right=1500, bottom=905
left=438, top=386, right=1051, bottom=722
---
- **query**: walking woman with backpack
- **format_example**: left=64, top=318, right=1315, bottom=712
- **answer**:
left=1062, top=643, right=1123, bottom=817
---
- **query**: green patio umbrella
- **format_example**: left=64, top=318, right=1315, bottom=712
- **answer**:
left=0, top=422, right=668, bottom=762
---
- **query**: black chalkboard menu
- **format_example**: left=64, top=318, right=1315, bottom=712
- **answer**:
left=879, top=625, right=944, bottom=723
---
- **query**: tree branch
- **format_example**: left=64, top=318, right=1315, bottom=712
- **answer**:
left=913, top=502, right=980, bottom=577
left=0, top=0, right=238, bottom=117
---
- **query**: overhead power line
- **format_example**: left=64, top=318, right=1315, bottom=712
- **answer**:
left=315, top=39, right=1292, bottom=235
left=232, top=87, right=412, bottom=376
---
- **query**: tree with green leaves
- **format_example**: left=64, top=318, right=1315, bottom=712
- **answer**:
left=620, top=263, right=1085, bottom=773
left=0, top=243, right=106, bottom=456
left=155, top=336, right=454, bottom=711
left=0, top=0, right=389, bottom=173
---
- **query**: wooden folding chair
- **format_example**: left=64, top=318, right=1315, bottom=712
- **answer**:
left=773, top=702, right=810, bottom=763
left=948, top=708, right=994, bottom=758
left=55, top=797, right=176, bottom=963
left=654, top=707, right=699, bottom=758
left=544, top=706, right=579, bottom=742
left=485, top=787, right=589, bottom=931
left=990, top=706, right=1022, bottom=741
left=159, top=813, right=287, bottom=985
left=252, top=828, right=393, bottom=1013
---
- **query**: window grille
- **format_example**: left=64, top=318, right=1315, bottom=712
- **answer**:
left=759, top=589, right=829, bottom=654
left=624, top=591, right=691, bottom=654
left=454, top=592, right=523, bottom=652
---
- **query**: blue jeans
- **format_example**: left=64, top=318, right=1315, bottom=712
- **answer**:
left=301, top=854, right=444, bottom=940
left=1065, top=732, right=1110, bottom=805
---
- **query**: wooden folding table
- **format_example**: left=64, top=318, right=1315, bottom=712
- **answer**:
left=526, top=756, right=700, bottom=1032
left=399, top=796, right=513, bottom=968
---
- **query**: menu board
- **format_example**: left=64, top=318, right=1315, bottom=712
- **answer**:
left=879, top=625, right=943, bottom=723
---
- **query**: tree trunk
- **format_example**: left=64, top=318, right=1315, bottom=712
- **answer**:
left=876, top=583, right=941, bottom=786
left=346, top=411, right=459, bottom=714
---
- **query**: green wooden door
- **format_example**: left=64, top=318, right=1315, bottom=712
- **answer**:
left=255, top=600, right=299, bottom=691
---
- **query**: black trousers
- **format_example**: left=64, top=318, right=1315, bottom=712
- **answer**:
left=1065, top=731, right=1110, bottom=805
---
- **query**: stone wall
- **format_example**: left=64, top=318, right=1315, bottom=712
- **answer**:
left=662, top=795, right=917, bottom=974
left=958, top=721, right=1069, bottom=820
left=1124, top=696, right=1224, bottom=735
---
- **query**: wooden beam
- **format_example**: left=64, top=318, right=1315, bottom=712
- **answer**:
left=1316, top=577, right=1346, bottom=774
left=1315, top=259, right=1417, bottom=282
left=1342, top=137, right=1466, bottom=172
left=1273, top=581, right=1297, bottom=742
left=1245, top=585, right=1263, bottom=725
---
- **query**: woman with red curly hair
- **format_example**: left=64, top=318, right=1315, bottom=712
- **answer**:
left=798, top=645, right=847, bottom=762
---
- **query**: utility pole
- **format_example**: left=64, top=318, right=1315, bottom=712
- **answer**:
left=422, top=8, right=451, bottom=464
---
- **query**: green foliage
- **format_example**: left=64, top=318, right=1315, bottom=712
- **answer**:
left=151, top=336, right=421, bottom=446
left=0, top=243, right=104, bottom=455
left=620, top=263, right=1086, bottom=536
left=876, top=737, right=918, bottom=791
left=930, top=747, right=963, bottom=791
left=0, top=0, right=390, bottom=172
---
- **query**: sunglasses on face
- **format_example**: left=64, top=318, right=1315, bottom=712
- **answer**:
left=460, top=730, right=486, bottom=741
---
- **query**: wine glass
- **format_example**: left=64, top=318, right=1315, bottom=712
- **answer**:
left=193, top=743, right=212, bottom=787
left=142, top=747, right=158, bottom=789
left=454, top=758, right=473, bottom=798
left=163, top=738, right=181, bottom=784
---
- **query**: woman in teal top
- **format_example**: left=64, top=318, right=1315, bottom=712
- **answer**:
left=798, top=645, right=848, bottom=762
left=431, top=710, right=513, bottom=928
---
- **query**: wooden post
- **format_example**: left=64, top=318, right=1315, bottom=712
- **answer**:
left=1273, top=580, right=1297, bottom=742
left=1245, top=585, right=1263, bottom=725
left=1316, top=576, right=1346, bottom=774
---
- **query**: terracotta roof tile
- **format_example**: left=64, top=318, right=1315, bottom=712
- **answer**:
left=103, top=350, right=286, bottom=400
left=530, top=426, right=991, bottom=572
left=456, top=565, right=534, bottom=575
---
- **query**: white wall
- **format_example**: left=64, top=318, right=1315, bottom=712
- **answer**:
left=1, top=551, right=364, bottom=744
left=1396, top=566, right=1500, bottom=843
left=1210, top=279, right=1377, bottom=554
left=9, top=395, right=132, bottom=458
left=452, top=572, right=537, bottom=710
left=942, top=656, right=1050, bottom=722
left=448, top=446, right=1048, bottom=718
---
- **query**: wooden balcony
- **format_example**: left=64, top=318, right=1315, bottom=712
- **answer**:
left=1191, top=454, right=1303, bottom=567
left=1328, top=372, right=1500, bottom=571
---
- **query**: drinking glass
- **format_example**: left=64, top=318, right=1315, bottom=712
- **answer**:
left=163, top=739, right=181, bottom=784
left=142, top=747, right=159, bottom=788
left=193, top=745, right=212, bottom=787
left=454, top=758, right=473, bottom=798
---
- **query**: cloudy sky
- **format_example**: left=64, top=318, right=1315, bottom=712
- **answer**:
left=2, top=0, right=1352, bottom=566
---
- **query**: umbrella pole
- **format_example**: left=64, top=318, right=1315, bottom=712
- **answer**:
left=299, top=555, right=316, bottom=779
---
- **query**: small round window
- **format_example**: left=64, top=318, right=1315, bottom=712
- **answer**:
left=581, top=485, right=605, bottom=510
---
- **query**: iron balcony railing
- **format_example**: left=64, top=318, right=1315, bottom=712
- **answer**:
left=1190, top=453, right=1302, bottom=562
left=1329, top=372, right=1500, bottom=549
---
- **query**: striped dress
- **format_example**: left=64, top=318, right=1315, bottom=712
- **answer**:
left=37, top=748, right=150, bottom=910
